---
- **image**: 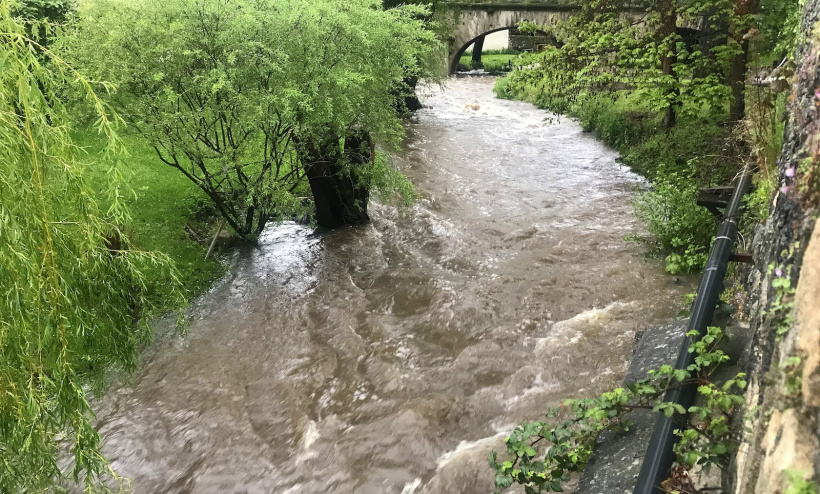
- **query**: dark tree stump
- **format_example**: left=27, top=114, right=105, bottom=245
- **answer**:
left=301, top=132, right=373, bottom=229
left=394, top=76, right=422, bottom=112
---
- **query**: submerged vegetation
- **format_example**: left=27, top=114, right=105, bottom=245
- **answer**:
left=65, top=0, right=439, bottom=239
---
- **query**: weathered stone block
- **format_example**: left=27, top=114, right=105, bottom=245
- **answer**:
left=576, top=320, right=689, bottom=494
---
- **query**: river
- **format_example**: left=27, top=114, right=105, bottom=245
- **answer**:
left=92, top=77, right=694, bottom=493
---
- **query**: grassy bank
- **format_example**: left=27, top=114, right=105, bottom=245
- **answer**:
left=73, top=128, right=226, bottom=299
left=459, top=51, right=520, bottom=72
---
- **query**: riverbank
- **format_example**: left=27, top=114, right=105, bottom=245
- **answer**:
left=458, top=51, right=520, bottom=72
left=486, top=38, right=802, bottom=492
left=83, top=76, right=696, bottom=493
left=73, top=128, right=225, bottom=300
left=494, top=73, right=783, bottom=276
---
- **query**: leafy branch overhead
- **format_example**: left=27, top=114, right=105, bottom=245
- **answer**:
left=501, top=0, right=781, bottom=125
left=0, top=1, right=184, bottom=490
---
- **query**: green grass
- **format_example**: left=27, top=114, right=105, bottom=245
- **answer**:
left=458, top=53, right=521, bottom=72
left=72, top=127, right=226, bottom=300
left=475, top=48, right=521, bottom=56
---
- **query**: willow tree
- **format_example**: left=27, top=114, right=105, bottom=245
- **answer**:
left=12, top=0, right=75, bottom=23
left=67, top=0, right=439, bottom=237
left=279, top=0, right=441, bottom=228
left=0, top=1, right=182, bottom=490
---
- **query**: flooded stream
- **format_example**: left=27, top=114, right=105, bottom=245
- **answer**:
left=93, top=77, right=695, bottom=493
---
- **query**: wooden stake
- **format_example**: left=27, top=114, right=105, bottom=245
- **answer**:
left=205, top=218, right=226, bottom=260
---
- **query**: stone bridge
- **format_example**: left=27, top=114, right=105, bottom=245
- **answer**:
left=443, top=2, right=579, bottom=73
left=442, top=2, right=705, bottom=74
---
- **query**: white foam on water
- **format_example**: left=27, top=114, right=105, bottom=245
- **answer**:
left=401, top=478, right=422, bottom=494
left=534, top=301, right=637, bottom=354
left=502, top=371, right=561, bottom=409
left=435, top=432, right=507, bottom=470
left=294, top=420, right=320, bottom=465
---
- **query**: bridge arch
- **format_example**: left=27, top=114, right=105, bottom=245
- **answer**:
left=444, top=4, right=710, bottom=75
left=451, top=26, right=557, bottom=73
left=446, top=8, right=572, bottom=74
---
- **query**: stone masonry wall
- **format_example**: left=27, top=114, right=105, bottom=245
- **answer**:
left=508, top=28, right=553, bottom=50
left=729, top=1, right=820, bottom=491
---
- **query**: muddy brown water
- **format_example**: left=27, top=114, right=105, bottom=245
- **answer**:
left=91, top=77, right=696, bottom=493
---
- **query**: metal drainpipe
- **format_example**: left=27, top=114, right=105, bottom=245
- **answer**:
left=632, top=169, right=753, bottom=494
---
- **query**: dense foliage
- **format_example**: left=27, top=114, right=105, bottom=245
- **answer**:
left=509, top=0, right=754, bottom=124
left=0, top=1, right=183, bottom=490
left=11, top=0, right=74, bottom=22
left=66, top=0, right=439, bottom=238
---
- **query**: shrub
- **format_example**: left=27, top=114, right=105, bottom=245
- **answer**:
left=634, top=180, right=717, bottom=273
left=570, top=93, right=659, bottom=152
left=620, top=120, right=736, bottom=184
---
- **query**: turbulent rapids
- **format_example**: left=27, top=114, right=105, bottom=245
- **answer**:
left=90, top=77, right=694, bottom=493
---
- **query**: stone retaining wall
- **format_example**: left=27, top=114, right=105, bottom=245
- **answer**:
left=729, top=1, right=820, bottom=490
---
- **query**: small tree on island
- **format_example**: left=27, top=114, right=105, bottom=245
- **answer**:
left=67, top=0, right=440, bottom=239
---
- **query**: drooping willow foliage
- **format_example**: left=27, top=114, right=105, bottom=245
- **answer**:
left=0, top=1, right=183, bottom=490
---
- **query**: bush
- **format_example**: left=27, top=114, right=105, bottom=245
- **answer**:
left=493, top=74, right=516, bottom=100
left=620, top=119, right=736, bottom=185
left=634, top=181, right=717, bottom=273
left=570, top=93, right=659, bottom=152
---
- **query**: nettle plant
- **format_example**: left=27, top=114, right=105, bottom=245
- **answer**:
left=490, top=327, right=747, bottom=493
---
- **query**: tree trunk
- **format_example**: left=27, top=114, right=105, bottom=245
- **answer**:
left=660, top=0, right=678, bottom=128
left=400, top=75, right=422, bottom=112
left=300, top=132, right=373, bottom=229
left=727, top=0, right=758, bottom=122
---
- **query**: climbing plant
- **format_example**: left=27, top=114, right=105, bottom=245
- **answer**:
left=766, top=243, right=800, bottom=337
left=0, top=1, right=183, bottom=490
